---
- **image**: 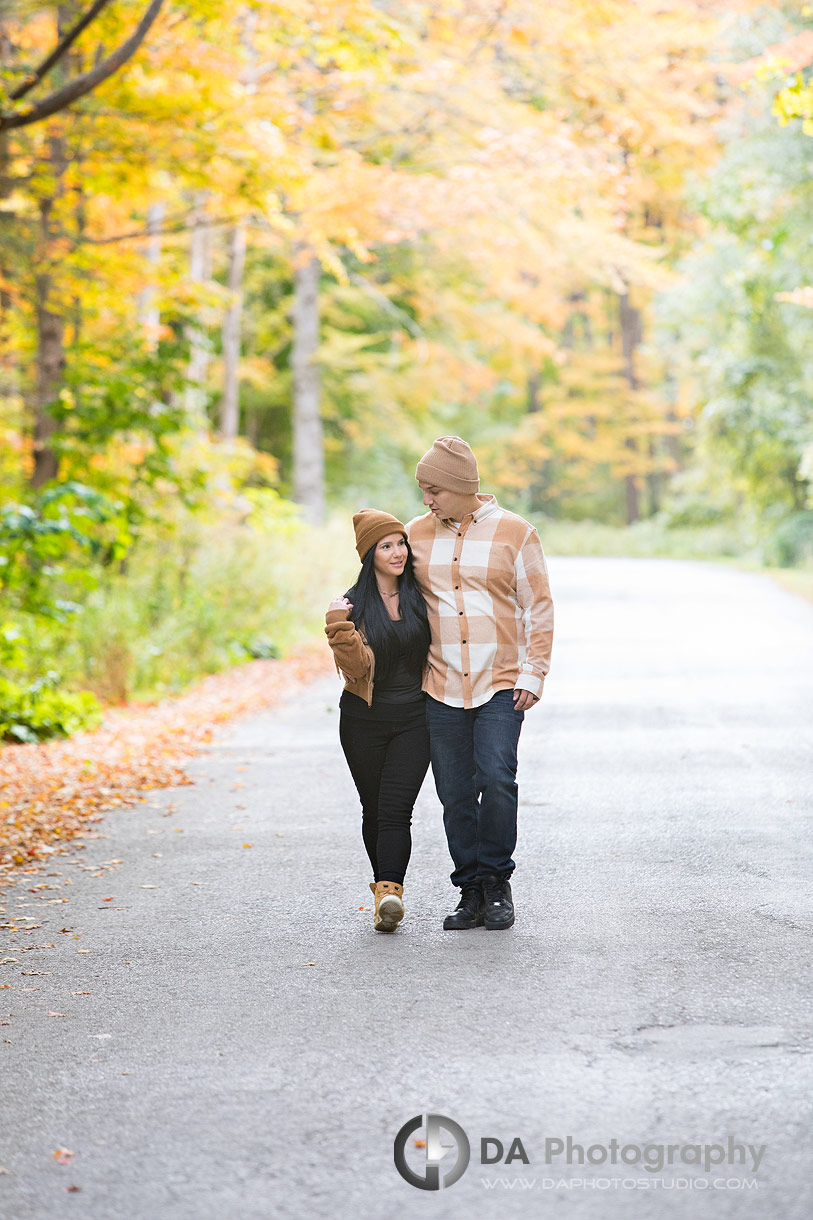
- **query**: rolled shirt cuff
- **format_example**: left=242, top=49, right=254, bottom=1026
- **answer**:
left=514, top=672, right=544, bottom=699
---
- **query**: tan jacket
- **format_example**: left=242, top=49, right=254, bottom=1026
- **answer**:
left=325, top=608, right=376, bottom=706
left=325, top=607, right=431, bottom=707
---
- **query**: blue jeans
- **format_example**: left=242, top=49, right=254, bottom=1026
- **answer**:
left=426, top=690, right=524, bottom=888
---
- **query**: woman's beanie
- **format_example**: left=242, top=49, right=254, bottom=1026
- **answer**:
left=415, top=436, right=479, bottom=494
left=353, top=509, right=407, bottom=561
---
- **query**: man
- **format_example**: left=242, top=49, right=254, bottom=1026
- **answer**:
left=406, top=436, right=554, bottom=931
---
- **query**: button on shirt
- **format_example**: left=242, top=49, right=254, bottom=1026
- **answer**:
left=406, top=494, right=554, bottom=709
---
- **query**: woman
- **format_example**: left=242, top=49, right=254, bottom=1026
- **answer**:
left=325, top=509, right=431, bottom=933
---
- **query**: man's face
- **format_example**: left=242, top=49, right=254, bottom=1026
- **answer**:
left=419, top=482, right=472, bottom=522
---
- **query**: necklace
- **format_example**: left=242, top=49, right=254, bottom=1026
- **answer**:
left=379, top=588, right=399, bottom=598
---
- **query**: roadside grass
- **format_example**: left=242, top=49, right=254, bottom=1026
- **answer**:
left=742, top=565, right=813, bottom=606
left=8, top=509, right=812, bottom=724
left=26, top=512, right=359, bottom=706
left=536, top=517, right=757, bottom=561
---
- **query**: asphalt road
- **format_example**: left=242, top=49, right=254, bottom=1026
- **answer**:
left=2, top=557, right=812, bottom=1220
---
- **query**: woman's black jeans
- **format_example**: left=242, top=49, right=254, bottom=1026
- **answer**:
left=339, top=700, right=430, bottom=885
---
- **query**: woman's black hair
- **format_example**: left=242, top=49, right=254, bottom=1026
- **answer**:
left=346, top=536, right=430, bottom=680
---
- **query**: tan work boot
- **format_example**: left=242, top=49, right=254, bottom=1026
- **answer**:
left=372, top=880, right=404, bottom=932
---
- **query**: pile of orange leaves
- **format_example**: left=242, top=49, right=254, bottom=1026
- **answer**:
left=0, top=644, right=332, bottom=879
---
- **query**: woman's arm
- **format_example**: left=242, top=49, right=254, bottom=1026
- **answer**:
left=325, top=602, right=373, bottom=681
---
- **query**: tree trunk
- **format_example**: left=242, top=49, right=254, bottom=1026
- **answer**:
left=31, top=264, right=64, bottom=487
left=245, top=405, right=260, bottom=447
left=0, top=132, right=11, bottom=345
left=219, top=220, right=247, bottom=440
left=185, top=192, right=211, bottom=423
left=291, top=250, right=324, bottom=523
left=30, top=122, right=69, bottom=489
left=25, top=10, right=81, bottom=487
left=646, top=441, right=660, bottom=515
left=138, top=200, right=164, bottom=348
left=618, top=289, right=642, bottom=525
left=526, top=369, right=541, bottom=414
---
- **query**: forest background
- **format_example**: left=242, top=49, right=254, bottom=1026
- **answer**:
left=0, top=0, right=812, bottom=743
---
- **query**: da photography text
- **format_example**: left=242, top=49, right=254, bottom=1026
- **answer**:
left=393, top=1114, right=766, bottom=1192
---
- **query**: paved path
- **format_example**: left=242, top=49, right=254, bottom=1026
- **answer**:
left=2, top=558, right=812, bottom=1220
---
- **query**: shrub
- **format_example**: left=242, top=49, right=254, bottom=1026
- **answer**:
left=765, top=512, right=813, bottom=568
left=0, top=673, right=103, bottom=743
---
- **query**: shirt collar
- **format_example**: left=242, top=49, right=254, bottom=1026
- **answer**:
left=440, top=493, right=499, bottom=528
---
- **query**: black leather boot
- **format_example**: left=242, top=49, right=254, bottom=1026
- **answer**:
left=442, top=885, right=485, bottom=930
left=481, top=873, right=514, bottom=930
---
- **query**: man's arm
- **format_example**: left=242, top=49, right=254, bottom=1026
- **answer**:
left=513, top=527, right=554, bottom=702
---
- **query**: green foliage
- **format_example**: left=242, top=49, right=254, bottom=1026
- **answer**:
left=764, top=511, right=813, bottom=567
left=656, top=102, right=813, bottom=523
left=0, top=482, right=131, bottom=617
left=0, top=672, right=102, bottom=744
left=55, top=336, right=191, bottom=466
left=18, top=499, right=355, bottom=705
left=0, top=622, right=26, bottom=670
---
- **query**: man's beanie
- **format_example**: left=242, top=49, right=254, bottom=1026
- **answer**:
left=415, top=436, right=479, bottom=494
left=353, top=509, right=407, bottom=561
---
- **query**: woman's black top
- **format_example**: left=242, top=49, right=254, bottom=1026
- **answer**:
left=340, top=617, right=426, bottom=719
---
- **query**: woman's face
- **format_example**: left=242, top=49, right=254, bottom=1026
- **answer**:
left=372, top=532, right=408, bottom=582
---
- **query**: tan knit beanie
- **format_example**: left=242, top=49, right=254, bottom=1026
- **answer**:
left=415, top=436, right=479, bottom=494
left=352, top=509, right=407, bottom=561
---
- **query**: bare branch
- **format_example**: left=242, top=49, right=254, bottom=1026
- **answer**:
left=9, top=0, right=115, bottom=102
left=77, top=209, right=258, bottom=246
left=0, top=0, right=165, bottom=131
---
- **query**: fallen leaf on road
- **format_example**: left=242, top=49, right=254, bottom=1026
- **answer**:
left=21, top=971, right=51, bottom=976
left=48, top=1011, right=67, bottom=1017
left=242, top=843, right=254, bottom=849
left=304, top=961, right=317, bottom=966
left=139, top=885, right=158, bottom=889
left=66, top=1185, right=81, bottom=1192
left=414, top=1139, right=426, bottom=1148
left=102, top=897, right=113, bottom=902
left=0, top=646, right=332, bottom=878
left=76, top=949, right=91, bottom=954
left=53, top=1148, right=74, bottom=1164
left=71, top=991, right=91, bottom=996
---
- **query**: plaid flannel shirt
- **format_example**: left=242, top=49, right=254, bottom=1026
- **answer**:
left=406, top=494, right=554, bottom=709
